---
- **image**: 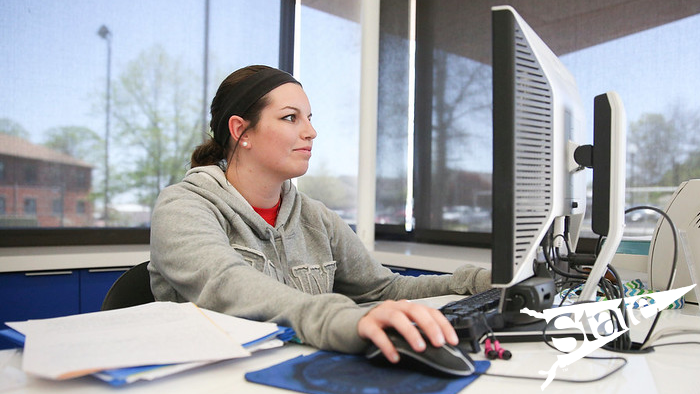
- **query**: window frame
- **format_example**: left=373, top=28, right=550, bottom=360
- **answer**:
left=0, top=228, right=150, bottom=247
left=373, top=0, right=605, bottom=255
left=375, top=0, right=496, bottom=250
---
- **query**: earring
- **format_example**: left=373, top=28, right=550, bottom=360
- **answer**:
left=241, top=141, right=249, bottom=147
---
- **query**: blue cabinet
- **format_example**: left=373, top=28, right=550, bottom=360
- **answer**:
left=0, top=267, right=128, bottom=349
left=0, top=270, right=81, bottom=322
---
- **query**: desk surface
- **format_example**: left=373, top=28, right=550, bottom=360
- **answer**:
left=3, top=305, right=700, bottom=394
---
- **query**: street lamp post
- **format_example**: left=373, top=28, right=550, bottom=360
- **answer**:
left=97, top=25, right=111, bottom=225
left=202, top=0, right=210, bottom=142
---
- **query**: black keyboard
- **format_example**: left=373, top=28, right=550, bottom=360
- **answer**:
left=439, top=288, right=505, bottom=353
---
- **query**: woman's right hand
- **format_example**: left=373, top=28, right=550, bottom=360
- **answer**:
left=357, top=299, right=458, bottom=363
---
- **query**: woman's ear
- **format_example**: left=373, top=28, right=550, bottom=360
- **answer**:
left=227, top=115, right=249, bottom=144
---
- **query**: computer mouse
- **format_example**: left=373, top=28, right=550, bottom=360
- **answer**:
left=365, top=329, right=475, bottom=377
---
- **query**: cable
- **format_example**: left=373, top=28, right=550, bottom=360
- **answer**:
left=513, top=315, right=631, bottom=384
left=544, top=247, right=588, bottom=280
left=476, top=309, right=627, bottom=384
left=640, top=328, right=700, bottom=350
left=544, top=232, right=588, bottom=281
left=644, top=341, right=700, bottom=350
left=477, top=355, right=628, bottom=384
left=557, top=282, right=581, bottom=307
left=601, top=264, right=633, bottom=352
left=529, top=205, right=680, bottom=354
left=560, top=205, right=680, bottom=352
left=625, top=205, right=679, bottom=292
left=623, top=205, right=680, bottom=349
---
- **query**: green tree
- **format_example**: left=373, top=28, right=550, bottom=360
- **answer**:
left=661, top=152, right=700, bottom=185
left=110, top=45, right=202, bottom=209
left=298, top=164, right=356, bottom=211
left=0, top=118, right=29, bottom=137
left=44, top=125, right=103, bottom=160
left=298, top=175, right=355, bottom=211
left=628, top=104, right=700, bottom=188
left=627, top=113, right=678, bottom=186
left=662, top=103, right=700, bottom=185
left=44, top=125, right=105, bottom=204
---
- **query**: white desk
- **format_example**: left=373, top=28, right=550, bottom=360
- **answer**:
left=2, top=305, right=699, bottom=394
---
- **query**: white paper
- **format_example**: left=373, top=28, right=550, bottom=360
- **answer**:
left=0, top=349, right=26, bottom=391
left=92, top=361, right=211, bottom=384
left=199, top=308, right=280, bottom=345
left=7, top=302, right=254, bottom=379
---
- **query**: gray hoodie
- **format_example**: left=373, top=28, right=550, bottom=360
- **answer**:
left=149, top=165, right=491, bottom=353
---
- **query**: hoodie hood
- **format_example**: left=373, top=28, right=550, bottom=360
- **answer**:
left=181, top=165, right=299, bottom=241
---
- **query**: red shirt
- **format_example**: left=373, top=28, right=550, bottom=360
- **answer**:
left=252, top=199, right=281, bottom=227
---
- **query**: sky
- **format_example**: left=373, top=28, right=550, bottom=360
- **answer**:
left=0, top=0, right=364, bottom=181
left=562, top=13, right=700, bottom=138
left=2, top=1, right=699, bottom=180
left=2, top=1, right=200, bottom=139
left=0, top=0, right=280, bottom=143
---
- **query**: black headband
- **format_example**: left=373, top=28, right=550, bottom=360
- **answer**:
left=214, top=68, right=300, bottom=148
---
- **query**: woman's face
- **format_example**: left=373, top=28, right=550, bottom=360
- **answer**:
left=243, top=83, right=317, bottom=182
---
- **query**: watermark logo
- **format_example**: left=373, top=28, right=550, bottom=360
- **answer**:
left=522, top=284, right=695, bottom=390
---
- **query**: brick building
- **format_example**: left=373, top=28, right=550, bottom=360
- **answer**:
left=0, top=133, right=93, bottom=227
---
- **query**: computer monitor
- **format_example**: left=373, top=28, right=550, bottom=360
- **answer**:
left=490, top=5, right=626, bottom=320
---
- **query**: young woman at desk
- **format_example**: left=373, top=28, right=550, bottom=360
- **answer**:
left=148, top=65, right=491, bottom=363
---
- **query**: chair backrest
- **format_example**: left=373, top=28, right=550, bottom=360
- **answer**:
left=101, top=261, right=155, bottom=311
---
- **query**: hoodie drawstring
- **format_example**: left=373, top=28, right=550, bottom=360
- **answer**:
left=266, top=228, right=289, bottom=284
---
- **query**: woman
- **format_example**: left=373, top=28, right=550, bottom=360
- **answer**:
left=149, top=65, right=491, bottom=363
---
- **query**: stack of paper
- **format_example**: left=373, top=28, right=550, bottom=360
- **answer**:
left=4, top=302, right=290, bottom=385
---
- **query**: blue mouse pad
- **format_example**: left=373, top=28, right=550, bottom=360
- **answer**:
left=245, top=351, right=490, bottom=394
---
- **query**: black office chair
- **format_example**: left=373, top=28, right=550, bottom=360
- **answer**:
left=101, top=261, right=156, bottom=311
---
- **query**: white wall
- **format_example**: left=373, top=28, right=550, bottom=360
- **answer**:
left=0, top=245, right=150, bottom=272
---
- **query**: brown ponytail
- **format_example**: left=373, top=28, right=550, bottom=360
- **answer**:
left=190, top=138, right=225, bottom=168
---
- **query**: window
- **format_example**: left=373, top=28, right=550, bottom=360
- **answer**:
left=4, top=1, right=699, bottom=248
left=52, top=199, right=63, bottom=216
left=75, top=169, right=89, bottom=189
left=0, top=196, right=5, bottom=215
left=376, top=0, right=411, bottom=229
left=560, top=13, right=700, bottom=237
left=23, top=165, right=38, bottom=184
left=1, top=0, right=281, bottom=240
left=77, top=201, right=86, bottom=215
left=295, top=1, right=362, bottom=224
left=23, top=198, right=37, bottom=216
left=376, top=1, right=700, bottom=247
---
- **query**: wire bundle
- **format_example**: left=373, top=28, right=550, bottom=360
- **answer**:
left=539, top=205, right=681, bottom=352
